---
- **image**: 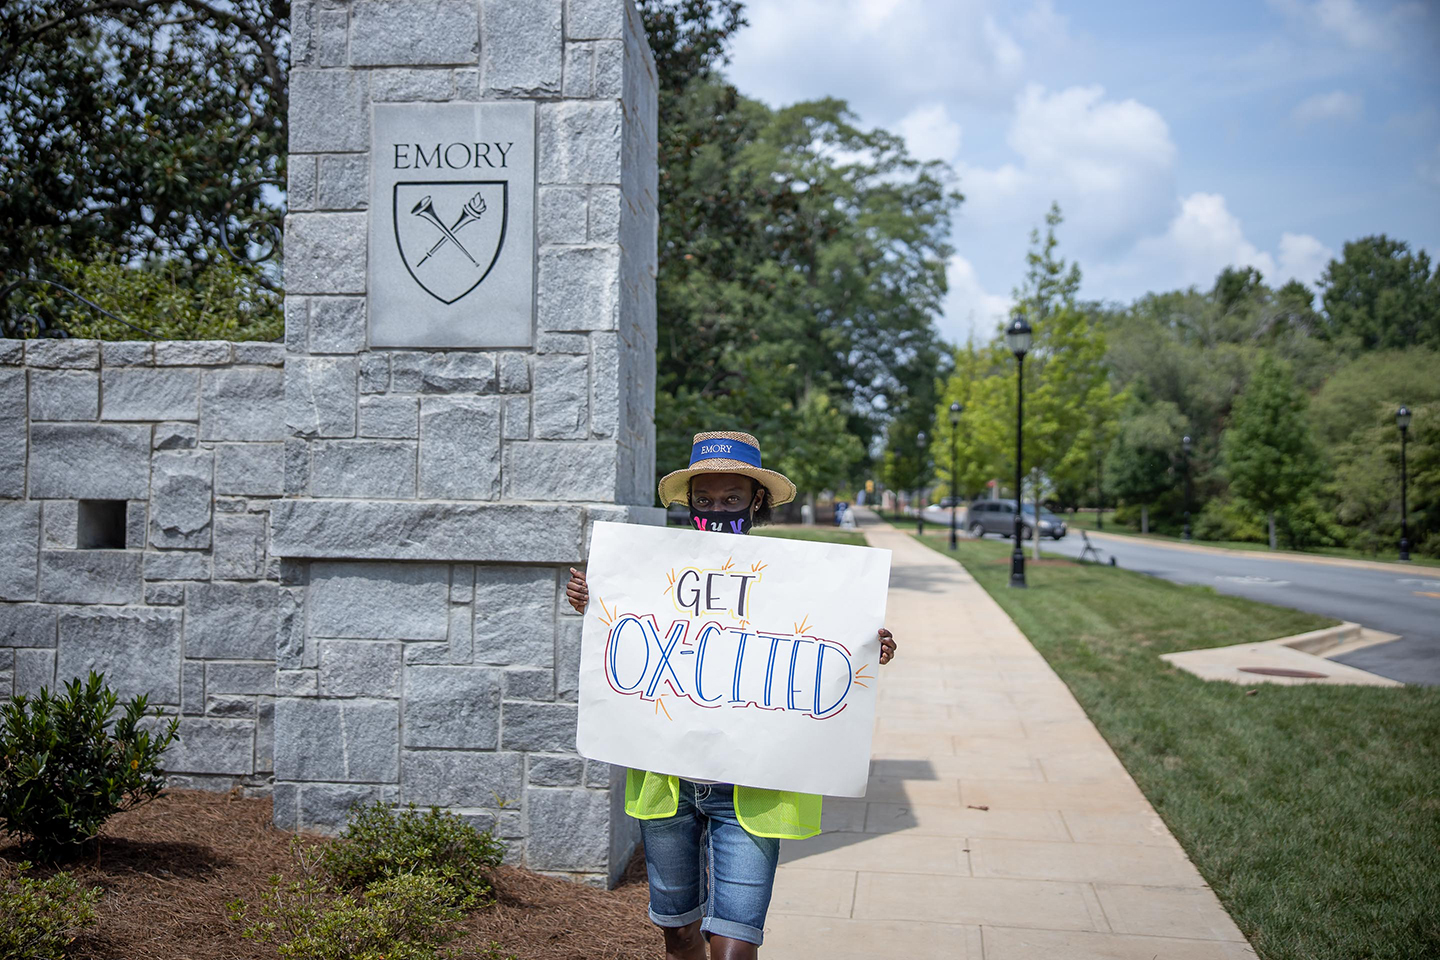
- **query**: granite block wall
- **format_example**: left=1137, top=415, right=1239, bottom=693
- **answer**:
left=0, top=338, right=286, bottom=792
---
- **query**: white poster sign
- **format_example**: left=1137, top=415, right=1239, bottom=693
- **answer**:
left=576, top=522, right=891, bottom=797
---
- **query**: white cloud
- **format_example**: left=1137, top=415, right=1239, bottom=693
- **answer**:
left=896, top=102, right=962, bottom=163
left=1312, top=0, right=1390, bottom=49
left=939, top=254, right=1012, bottom=344
left=1132, top=193, right=1276, bottom=289
left=1276, top=232, right=1336, bottom=286
left=1016, top=0, right=1069, bottom=48
left=731, top=0, right=1038, bottom=111
left=1268, top=0, right=1431, bottom=52
left=1094, top=196, right=1335, bottom=296
left=955, top=84, right=1177, bottom=260
left=1291, top=90, right=1363, bottom=125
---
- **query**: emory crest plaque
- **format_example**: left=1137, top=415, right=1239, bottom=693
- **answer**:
left=369, top=102, right=536, bottom=347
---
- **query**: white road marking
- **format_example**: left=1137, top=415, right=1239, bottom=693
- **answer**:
left=1216, top=575, right=1291, bottom=586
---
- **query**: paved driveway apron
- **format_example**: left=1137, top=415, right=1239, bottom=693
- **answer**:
left=761, top=513, right=1258, bottom=959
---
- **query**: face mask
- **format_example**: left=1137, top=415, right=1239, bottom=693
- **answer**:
left=689, top=507, right=752, bottom=535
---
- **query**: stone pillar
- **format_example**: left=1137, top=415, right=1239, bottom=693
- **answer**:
left=274, top=0, right=658, bottom=886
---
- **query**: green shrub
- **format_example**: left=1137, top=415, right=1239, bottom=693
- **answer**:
left=1276, top=493, right=1346, bottom=550
left=0, top=672, right=179, bottom=860
left=7, top=249, right=282, bottom=341
left=232, top=839, right=516, bottom=960
left=0, top=860, right=101, bottom=959
left=1192, top=497, right=1267, bottom=543
left=319, top=802, right=506, bottom=909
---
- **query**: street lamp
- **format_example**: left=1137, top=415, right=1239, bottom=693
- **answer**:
left=916, top=430, right=927, bottom=537
left=1398, top=405, right=1412, bottom=562
left=1005, top=315, right=1033, bottom=588
left=949, top=401, right=963, bottom=550
left=1181, top=435, right=1193, bottom=541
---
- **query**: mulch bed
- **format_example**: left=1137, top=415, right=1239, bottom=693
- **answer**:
left=0, top=789, right=658, bottom=960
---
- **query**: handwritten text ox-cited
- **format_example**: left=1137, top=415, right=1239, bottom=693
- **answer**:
left=576, top=522, right=891, bottom=797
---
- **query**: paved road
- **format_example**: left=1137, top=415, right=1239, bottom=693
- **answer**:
left=1002, top=530, right=1440, bottom=687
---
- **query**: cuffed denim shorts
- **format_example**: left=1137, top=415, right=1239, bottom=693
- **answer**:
left=638, top=779, right=782, bottom=946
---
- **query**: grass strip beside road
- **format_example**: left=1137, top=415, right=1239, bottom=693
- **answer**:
left=753, top=525, right=868, bottom=547
left=911, top=533, right=1440, bottom=960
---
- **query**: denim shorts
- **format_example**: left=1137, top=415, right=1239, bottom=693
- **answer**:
left=638, top=780, right=782, bottom=945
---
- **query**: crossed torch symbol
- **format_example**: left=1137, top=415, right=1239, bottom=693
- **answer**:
left=410, top=192, right=488, bottom=268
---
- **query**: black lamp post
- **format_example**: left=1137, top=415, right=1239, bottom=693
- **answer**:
left=1181, top=435, right=1193, bottom=541
left=949, top=401, right=963, bottom=550
left=915, top=430, right=927, bottom=537
left=1398, top=405, right=1411, bottom=561
left=1005, top=316, right=1032, bottom=588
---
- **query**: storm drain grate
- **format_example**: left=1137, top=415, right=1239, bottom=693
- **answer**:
left=1238, top=666, right=1329, bottom=679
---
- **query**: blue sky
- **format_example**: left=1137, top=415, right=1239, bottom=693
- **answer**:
left=722, top=0, right=1440, bottom=344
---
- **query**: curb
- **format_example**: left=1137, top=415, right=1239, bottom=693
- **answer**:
left=1280, top=622, right=1361, bottom=655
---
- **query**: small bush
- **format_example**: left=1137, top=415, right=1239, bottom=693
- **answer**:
left=320, top=802, right=506, bottom=908
left=1192, top=497, right=1267, bottom=543
left=0, top=671, right=179, bottom=860
left=232, top=839, right=516, bottom=960
left=7, top=249, right=282, bottom=341
left=0, top=860, right=101, bottom=960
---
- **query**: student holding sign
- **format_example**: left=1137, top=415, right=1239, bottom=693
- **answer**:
left=567, top=431, right=897, bottom=960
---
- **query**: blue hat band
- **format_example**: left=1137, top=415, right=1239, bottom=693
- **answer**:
left=690, top=438, right=762, bottom=469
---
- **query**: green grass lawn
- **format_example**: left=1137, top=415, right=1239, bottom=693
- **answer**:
left=910, top=534, right=1440, bottom=960
left=753, top=525, right=869, bottom=547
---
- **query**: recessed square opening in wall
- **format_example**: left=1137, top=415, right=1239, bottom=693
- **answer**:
left=77, top=499, right=128, bottom=549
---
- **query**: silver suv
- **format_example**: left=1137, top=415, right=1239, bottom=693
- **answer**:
left=967, top=500, right=1068, bottom=540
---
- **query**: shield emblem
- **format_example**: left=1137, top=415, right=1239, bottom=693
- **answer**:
left=393, top=181, right=509, bottom=304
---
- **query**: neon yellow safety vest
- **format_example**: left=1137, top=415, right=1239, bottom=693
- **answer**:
left=624, top=768, right=822, bottom=840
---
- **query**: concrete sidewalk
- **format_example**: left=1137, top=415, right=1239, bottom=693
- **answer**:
left=761, top=510, right=1258, bottom=959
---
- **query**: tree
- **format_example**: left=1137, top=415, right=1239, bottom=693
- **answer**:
left=0, top=0, right=287, bottom=309
left=880, top=417, right=931, bottom=512
left=1106, top=401, right=1187, bottom=534
left=772, top=391, right=865, bottom=505
left=1223, top=354, right=1323, bottom=549
left=931, top=343, right=998, bottom=503
left=1317, top=235, right=1440, bottom=351
left=638, top=0, right=746, bottom=93
left=1313, top=351, right=1440, bottom=555
left=651, top=69, right=961, bottom=497
left=962, top=205, right=1119, bottom=556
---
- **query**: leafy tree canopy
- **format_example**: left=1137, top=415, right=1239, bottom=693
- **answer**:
left=1318, top=235, right=1440, bottom=351
left=1223, top=353, right=1323, bottom=547
left=0, top=0, right=287, bottom=274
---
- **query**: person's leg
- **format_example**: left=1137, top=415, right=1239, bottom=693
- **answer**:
left=638, top=781, right=709, bottom=960
left=708, top=933, right=759, bottom=960
left=662, top=918, right=706, bottom=960
left=694, top=784, right=781, bottom=956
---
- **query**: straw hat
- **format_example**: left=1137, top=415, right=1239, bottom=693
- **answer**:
left=657, top=431, right=797, bottom=508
